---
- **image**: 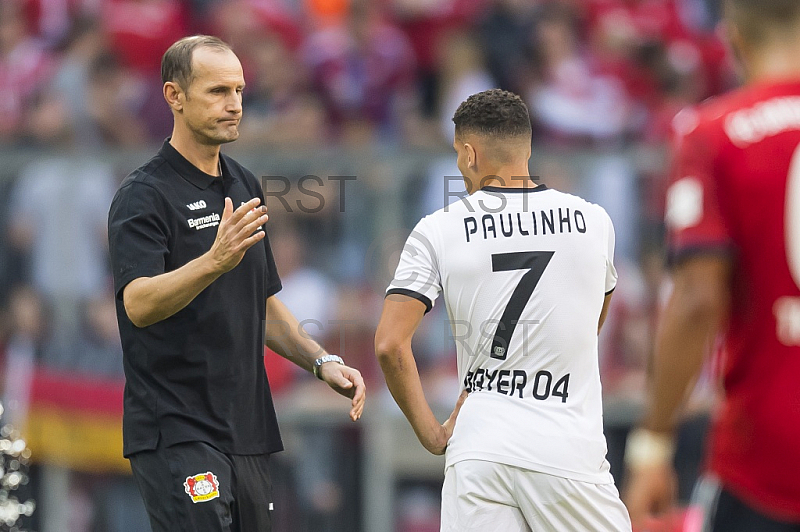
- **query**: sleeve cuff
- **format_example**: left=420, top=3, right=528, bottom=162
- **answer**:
left=114, top=265, right=166, bottom=300
left=385, top=288, right=433, bottom=314
left=266, top=281, right=282, bottom=298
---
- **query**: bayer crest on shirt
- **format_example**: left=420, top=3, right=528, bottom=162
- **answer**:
left=184, top=472, right=220, bottom=503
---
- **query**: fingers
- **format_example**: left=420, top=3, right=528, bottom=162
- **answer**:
left=236, top=211, right=269, bottom=241
left=222, top=198, right=268, bottom=251
left=454, top=389, right=468, bottom=411
left=349, top=372, right=366, bottom=421
left=227, top=197, right=262, bottom=225
left=323, top=365, right=366, bottom=421
left=623, top=466, right=676, bottom=529
left=239, top=229, right=267, bottom=250
left=446, top=389, right=468, bottom=425
left=222, top=197, right=234, bottom=222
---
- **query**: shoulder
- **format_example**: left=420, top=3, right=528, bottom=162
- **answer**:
left=111, top=161, right=170, bottom=215
left=671, top=85, right=781, bottom=148
left=546, top=188, right=611, bottom=219
left=117, top=152, right=172, bottom=193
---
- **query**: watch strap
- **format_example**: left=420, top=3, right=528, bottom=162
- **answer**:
left=312, top=354, right=345, bottom=380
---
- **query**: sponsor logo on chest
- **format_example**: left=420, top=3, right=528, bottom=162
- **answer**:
left=187, top=200, right=207, bottom=211
left=187, top=213, right=220, bottom=230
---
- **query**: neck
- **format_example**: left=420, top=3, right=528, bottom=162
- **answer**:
left=169, top=126, right=221, bottom=176
left=474, top=164, right=536, bottom=190
left=745, top=42, right=800, bottom=84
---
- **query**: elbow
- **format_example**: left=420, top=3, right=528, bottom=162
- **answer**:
left=125, top=303, right=152, bottom=328
left=375, top=337, right=406, bottom=369
left=123, top=291, right=156, bottom=328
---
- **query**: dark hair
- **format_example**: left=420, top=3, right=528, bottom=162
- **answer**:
left=725, top=0, right=800, bottom=44
left=452, top=89, right=532, bottom=139
left=161, top=35, right=233, bottom=90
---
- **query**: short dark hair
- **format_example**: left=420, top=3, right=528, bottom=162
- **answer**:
left=452, top=89, right=532, bottom=139
left=161, top=35, right=233, bottom=90
left=725, top=0, right=800, bottom=45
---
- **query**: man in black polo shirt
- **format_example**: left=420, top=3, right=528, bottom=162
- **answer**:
left=108, top=35, right=366, bottom=532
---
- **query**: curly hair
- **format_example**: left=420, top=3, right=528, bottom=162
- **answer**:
left=452, top=89, right=532, bottom=139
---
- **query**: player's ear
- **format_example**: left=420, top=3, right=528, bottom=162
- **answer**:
left=465, top=143, right=477, bottom=169
left=164, top=81, right=184, bottom=112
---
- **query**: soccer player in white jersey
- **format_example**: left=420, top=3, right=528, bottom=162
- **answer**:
left=375, top=89, right=632, bottom=531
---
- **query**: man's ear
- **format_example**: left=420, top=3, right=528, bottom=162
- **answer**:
left=163, top=81, right=184, bottom=112
left=465, top=142, right=477, bottom=169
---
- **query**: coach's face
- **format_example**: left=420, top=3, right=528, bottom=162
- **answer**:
left=178, top=47, right=245, bottom=145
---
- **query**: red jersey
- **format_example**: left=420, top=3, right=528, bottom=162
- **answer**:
left=666, top=79, right=800, bottom=520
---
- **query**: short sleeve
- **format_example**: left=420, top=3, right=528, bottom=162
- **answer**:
left=263, top=230, right=282, bottom=297
left=603, top=210, right=618, bottom=294
left=108, top=182, right=171, bottom=300
left=665, top=112, right=732, bottom=264
left=385, top=217, right=442, bottom=313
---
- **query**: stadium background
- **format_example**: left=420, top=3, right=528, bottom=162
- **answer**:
left=0, top=0, right=728, bottom=530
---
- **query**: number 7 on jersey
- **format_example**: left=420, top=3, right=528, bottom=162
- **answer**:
left=490, top=251, right=555, bottom=360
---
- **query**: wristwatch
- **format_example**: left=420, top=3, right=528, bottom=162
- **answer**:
left=312, top=354, right=345, bottom=380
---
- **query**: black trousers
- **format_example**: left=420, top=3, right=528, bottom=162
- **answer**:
left=693, top=476, right=800, bottom=532
left=129, top=440, right=273, bottom=532
left=712, top=488, right=800, bottom=532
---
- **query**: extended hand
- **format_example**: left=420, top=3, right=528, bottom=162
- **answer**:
left=421, top=390, right=468, bottom=456
left=623, top=463, right=677, bottom=529
left=320, top=363, right=366, bottom=421
left=208, top=197, right=269, bottom=273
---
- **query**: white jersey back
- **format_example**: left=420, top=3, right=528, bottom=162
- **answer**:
left=387, top=185, right=617, bottom=483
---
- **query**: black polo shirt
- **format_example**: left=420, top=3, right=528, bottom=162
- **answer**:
left=108, top=140, right=283, bottom=458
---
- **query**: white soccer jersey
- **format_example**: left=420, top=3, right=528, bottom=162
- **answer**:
left=387, top=185, right=617, bottom=484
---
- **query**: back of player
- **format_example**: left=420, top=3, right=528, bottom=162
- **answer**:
left=400, top=187, right=617, bottom=483
left=377, top=90, right=631, bottom=532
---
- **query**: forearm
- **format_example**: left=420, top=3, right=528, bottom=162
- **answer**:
left=376, top=343, right=442, bottom=447
left=264, top=296, right=325, bottom=373
left=642, top=292, right=719, bottom=434
left=124, top=253, right=221, bottom=327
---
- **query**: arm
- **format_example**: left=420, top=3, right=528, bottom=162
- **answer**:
left=599, top=292, right=613, bottom=334
left=624, top=254, right=731, bottom=524
left=375, top=294, right=467, bottom=455
left=123, top=197, right=268, bottom=327
left=644, top=255, right=730, bottom=434
left=265, top=295, right=365, bottom=421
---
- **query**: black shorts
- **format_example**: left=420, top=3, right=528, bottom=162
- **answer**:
left=691, top=476, right=800, bottom=532
left=129, top=440, right=273, bottom=532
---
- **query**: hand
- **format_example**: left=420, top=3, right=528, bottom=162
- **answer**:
left=319, top=363, right=366, bottom=421
left=623, top=463, right=677, bottom=530
left=420, top=390, right=468, bottom=456
left=208, top=197, right=269, bottom=273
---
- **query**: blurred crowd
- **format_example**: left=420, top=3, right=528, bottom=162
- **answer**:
left=0, top=0, right=733, bottom=149
left=0, top=0, right=729, bottom=530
